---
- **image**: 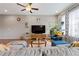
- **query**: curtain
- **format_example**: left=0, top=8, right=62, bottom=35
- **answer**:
left=69, top=8, right=79, bottom=38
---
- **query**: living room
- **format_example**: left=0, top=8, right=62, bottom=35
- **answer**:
left=0, top=3, right=79, bottom=56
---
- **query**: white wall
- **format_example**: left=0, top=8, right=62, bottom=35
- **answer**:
left=0, top=15, right=57, bottom=39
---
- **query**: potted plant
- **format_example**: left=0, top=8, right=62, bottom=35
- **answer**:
left=50, top=25, right=59, bottom=35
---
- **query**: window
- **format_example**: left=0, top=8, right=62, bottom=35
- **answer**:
left=60, top=15, right=65, bottom=35
left=69, top=8, right=79, bottom=38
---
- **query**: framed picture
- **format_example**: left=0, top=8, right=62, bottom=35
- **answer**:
left=17, top=17, right=21, bottom=21
left=25, top=22, right=28, bottom=28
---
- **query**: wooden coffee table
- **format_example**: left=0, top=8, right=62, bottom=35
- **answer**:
left=28, top=34, right=51, bottom=47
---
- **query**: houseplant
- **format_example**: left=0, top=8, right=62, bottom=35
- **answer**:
left=50, top=25, right=59, bottom=35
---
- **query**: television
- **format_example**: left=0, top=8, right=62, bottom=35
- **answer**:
left=31, top=25, right=45, bottom=34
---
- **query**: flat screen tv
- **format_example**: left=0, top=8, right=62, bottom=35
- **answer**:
left=31, top=25, right=45, bottom=34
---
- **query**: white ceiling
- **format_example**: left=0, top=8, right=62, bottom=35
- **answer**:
left=0, top=3, right=73, bottom=15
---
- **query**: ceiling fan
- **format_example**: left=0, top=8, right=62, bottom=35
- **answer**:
left=17, top=3, right=39, bottom=13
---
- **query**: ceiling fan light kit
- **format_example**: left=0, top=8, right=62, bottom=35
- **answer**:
left=17, top=3, right=39, bottom=13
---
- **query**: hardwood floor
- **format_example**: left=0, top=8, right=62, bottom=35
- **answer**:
left=0, top=39, right=23, bottom=44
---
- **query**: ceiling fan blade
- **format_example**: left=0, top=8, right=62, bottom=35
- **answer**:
left=21, top=9, right=26, bottom=11
left=17, top=3, right=25, bottom=7
left=28, top=3, right=32, bottom=6
left=30, top=10, right=32, bottom=13
left=32, top=8, right=39, bottom=10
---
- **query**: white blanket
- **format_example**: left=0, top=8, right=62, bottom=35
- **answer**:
left=0, top=46, right=79, bottom=56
